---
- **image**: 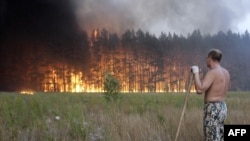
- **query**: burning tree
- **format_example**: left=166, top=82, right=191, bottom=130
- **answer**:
left=1, top=29, right=250, bottom=92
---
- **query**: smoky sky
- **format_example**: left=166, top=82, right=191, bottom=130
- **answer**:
left=1, top=0, right=250, bottom=38
left=0, top=0, right=78, bottom=39
left=74, top=0, right=250, bottom=36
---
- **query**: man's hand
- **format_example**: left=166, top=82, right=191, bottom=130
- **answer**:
left=191, top=66, right=199, bottom=74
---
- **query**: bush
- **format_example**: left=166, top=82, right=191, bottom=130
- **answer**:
left=103, top=72, right=120, bottom=102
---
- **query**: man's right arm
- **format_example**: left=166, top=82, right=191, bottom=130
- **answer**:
left=191, top=66, right=214, bottom=94
left=193, top=73, right=203, bottom=94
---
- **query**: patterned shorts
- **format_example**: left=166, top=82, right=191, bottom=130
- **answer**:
left=204, top=101, right=227, bottom=141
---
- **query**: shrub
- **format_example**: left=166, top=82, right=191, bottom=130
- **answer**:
left=103, top=72, right=120, bottom=102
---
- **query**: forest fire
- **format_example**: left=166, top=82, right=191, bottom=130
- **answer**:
left=1, top=0, right=250, bottom=94
left=4, top=29, right=232, bottom=93
left=39, top=66, right=103, bottom=93
left=39, top=66, right=191, bottom=93
left=37, top=29, right=194, bottom=93
left=20, top=90, right=34, bottom=95
left=42, top=70, right=86, bottom=92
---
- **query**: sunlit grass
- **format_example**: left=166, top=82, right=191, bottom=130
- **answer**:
left=0, top=92, right=249, bottom=140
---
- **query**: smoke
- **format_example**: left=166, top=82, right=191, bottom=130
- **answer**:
left=73, top=0, right=250, bottom=36
left=1, top=0, right=249, bottom=37
left=0, top=0, right=78, bottom=37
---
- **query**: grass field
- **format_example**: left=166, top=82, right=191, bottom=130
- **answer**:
left=0, top=92, right=249, bottom=141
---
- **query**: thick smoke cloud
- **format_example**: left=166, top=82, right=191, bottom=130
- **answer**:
left=1, top=0, right=249, bottom=37
left=0, top=0, right=78, bottom=38
left=74, top=0, right=250, bottom=36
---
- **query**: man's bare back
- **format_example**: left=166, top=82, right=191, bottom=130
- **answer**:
left=204, top=66, right=230, bottom=102
left=191, top=49, right=230, bottom=100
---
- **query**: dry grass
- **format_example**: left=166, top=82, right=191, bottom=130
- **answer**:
left=0, top=92, right=249, bottom=141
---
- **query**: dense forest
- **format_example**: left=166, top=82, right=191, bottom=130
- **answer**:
left=0, top=28, right=250, bottom=92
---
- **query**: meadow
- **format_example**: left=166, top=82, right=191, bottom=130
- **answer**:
left=0, top=92, right=249, bottom=141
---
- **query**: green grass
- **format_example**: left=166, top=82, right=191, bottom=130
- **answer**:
left=0, top=92, right=249, bottom=141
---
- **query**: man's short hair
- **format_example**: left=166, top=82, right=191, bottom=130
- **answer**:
left=208, top=49, right=222, bottom=62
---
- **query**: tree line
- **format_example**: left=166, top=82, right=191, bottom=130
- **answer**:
left=0, top=28, right=249, bottom=92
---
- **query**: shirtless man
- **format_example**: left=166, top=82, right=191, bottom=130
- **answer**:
left=191, top=49, right=230, bottom=141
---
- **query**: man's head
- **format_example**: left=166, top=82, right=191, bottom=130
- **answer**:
left=206, top=49, right=222, bottom=68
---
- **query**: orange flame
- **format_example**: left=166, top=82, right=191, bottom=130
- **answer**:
left=20, top=90, right=34, bottom=95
